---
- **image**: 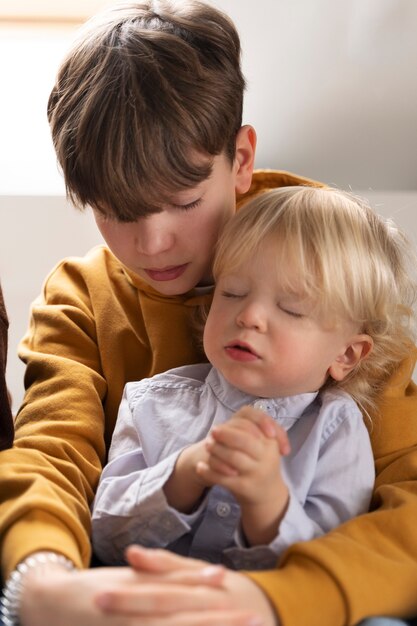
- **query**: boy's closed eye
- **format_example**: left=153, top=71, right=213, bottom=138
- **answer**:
left=278, top=303, right=305, bottom=318
left=220, top=290, right=246, bottom=299
left=171, top=198, right=203, bottom=211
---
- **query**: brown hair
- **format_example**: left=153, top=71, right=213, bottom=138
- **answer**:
left=213, top=186, right=417, bottom=412
left=48, top=0, right=245, bottom=221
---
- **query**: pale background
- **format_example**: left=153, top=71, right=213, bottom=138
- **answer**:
left=0, top=0, right=416, bottom=412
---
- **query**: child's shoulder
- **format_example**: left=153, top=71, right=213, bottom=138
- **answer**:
left=125, top=363, right=212, bottom=399
left=149, top=363, right=212, bottom=387
left=124, top=364, right=215, bottom=435
left=318, top=387, right=366, bottom=439
left=319, top=387, right=361, bottom=415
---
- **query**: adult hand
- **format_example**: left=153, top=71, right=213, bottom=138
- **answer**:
left=94, top=546, right=279, bottom=626
left=19, top=561, right=223, bottom=626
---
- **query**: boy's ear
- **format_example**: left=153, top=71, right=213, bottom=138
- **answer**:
left=328, top=334, right=373, bottom=382
left=234, top=125, right=257, bottom=194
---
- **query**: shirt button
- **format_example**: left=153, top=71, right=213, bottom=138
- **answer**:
left=216, top=502, right=231, bottom=518
left=254, top=400, right=268, bottom=412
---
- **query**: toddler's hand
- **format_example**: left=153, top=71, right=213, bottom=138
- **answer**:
left=196, top=406, right=290, bottom=545
left=163, top=439, right=210, bottom=512
left=196, top=406, right=289, bottom=505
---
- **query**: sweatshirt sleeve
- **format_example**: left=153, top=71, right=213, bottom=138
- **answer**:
left=0, top=258, right=107, bottom=576
left=0, top=248, right=141, bottom=578
left=245, top=351, right=417, bottom=626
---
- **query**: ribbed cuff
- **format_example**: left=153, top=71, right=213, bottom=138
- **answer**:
left=1, top=511, right=87, bottom=579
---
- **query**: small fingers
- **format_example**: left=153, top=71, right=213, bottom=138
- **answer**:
left=234, top=406, right=291, bottom=455
left=211, top=424, right=257, bottom=452
left=196, top=462, right=248, bottom=497
left=258, top=415, right=291, bottom=455
left=199, top=449, right=239, bottom=476
left=206, top=438, right=256, bottom=474
left=226, top=413, right=263, bottom=438
left=210, top=425, right=265, bottom=463
left=232, top=406, right=268, bottom=428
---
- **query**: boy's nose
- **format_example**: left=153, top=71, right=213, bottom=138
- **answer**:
left=134, top=213, right=175, bottom=256
left=236, top=303, right=267, bottom=332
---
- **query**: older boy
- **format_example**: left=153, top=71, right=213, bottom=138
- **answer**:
left=1, top=2, right=417, bottom=626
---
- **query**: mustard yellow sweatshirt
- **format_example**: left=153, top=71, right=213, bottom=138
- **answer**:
left=1, top=170, right=417, bottom=626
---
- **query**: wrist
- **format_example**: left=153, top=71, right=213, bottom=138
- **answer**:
left=241, top=490, right=289, bottom=546
left=164, top=445, right=206, bottom=512
left=1, top=551, right=75, bottom=626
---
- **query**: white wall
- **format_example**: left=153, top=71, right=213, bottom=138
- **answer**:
left=213, top=0, right=417, bottom=191
left=2, top=1, right=417, bottom=195
left=1, top=1, right=417, bottom=411
left=0, top=198, right=103, bottom=413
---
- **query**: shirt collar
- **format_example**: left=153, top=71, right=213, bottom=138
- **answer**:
left=206, top=367, right=319, bottom=430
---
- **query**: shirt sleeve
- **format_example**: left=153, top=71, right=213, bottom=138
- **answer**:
left=91, top=386, right=204, bottom=565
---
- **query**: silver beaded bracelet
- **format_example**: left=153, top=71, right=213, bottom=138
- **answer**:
left=0, top=551, right=75, bottom=626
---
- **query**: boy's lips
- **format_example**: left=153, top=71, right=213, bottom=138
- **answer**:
left=224, top=340, right=260, bottom=362
left=144, top=264, right=188, bottom=281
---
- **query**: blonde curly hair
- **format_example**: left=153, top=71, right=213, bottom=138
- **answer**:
left=213, top=186, right=417, bottom=412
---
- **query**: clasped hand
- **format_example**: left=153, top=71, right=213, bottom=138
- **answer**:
left=192, top=406, right=291, bottom=546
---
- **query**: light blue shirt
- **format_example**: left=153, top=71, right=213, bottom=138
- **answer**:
left=92, top=363, right=375, bottom=570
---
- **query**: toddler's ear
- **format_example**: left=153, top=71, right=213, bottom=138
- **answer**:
left=328, top=334, right=373, bottom=382
left=234, top=125, right=257, bottom=194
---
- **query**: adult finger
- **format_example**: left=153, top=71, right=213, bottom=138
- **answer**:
left=126, top=546, right=204, bottom=571
left=133, top=610, right=263, bottom=626
left=98, top=603, right=263, bottom=626
left=126, top=546, right=224, bottom=585
left=96, top=586, right=264, bottom=626
left=96, top=583, right=233, bottom=614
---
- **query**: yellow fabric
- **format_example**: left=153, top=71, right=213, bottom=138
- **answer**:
left=0, top=170, right=416, bottom=626
left=0, top=245, right=211, bottom=575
